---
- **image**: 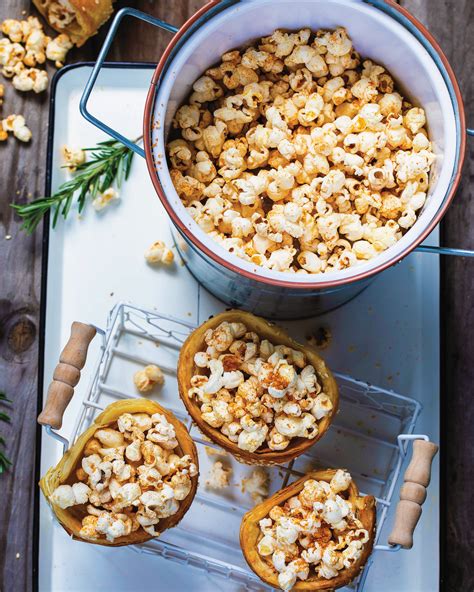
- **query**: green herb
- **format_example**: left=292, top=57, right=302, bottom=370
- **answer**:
left=12, top=138, right=139, bottom=234
left=0, top=393, right=12, bottom=474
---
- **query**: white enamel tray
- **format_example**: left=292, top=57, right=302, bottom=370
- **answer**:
left=39, top=64, right=440, bottom=592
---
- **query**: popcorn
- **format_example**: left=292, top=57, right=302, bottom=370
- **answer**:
left=1, top=114, right=32, bottom=142
left=168, top=27, right=434, bottom=275
left=256, top=473, right=369, bottom=588
left=189, top=321, right=328, bottom=453
left=0, top=40, right=25, bottom=70
left=50, top=411, right=195, bottom=542
left=61, top=144, right=86, bottom=171
left=1, top=19, right=23, bottom=43
left=1, top=15, right=73, bottom=96
left=330, top=469, right=352, bottom=494
left=311, top=393, right=333, bottom=420
left=12, top=66, right=48, bottom=93
left=241, top=467, right=270, bottom=504
left=45, top=1, right=76, bottom=30
left=404, top=107, right=426, bottom=134
left=24, top=28, right=49, bottom=67
left=144, top=240, right=175, bottom=266
left=206, top=460, right=232, bottom=489
left=46, top=34, right=73, bottom=68
left=92, top=187, right=120, bottom=211
left=133, top=364, right=165, bottom=393
left=50, top=484, right=77, bottom=509
left=257, top=534, right=276, bottom=556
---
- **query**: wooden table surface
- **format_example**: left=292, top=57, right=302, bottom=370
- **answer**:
left=0, top=1, right=472, bottom=590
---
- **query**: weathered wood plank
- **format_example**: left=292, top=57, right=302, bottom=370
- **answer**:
left=400, top=1, right=474, bottom=590
left=0, top=2, right=207, bottom=591
left=0, top=0, right=48, bottom=589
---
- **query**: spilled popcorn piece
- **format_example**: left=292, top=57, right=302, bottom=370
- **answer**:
left=241, top=467, right=270, bottom=504
left=0, top=82, right=4, bottom=105
left=1, top=114, right=32, bottom=142
left=46, top=34, right=73, bottom=68
left=92, top=187, right=119, bottom=211
left=0, top=39, right=25, bottom=76
left=23, top=27, right=49, bottom=67
left=61, top=144, right=86, bottom=171
left=144, top=240, right=175, bottom=266
left=204, top=445, right=228, bottom=457
left=1, top=16, right=43, bottom=44
left=12, top=66, right=48, bottom=93
left=206, top=460, right=232, bottom=490
left=306, top=327, right=332, bottom=350
left=0, top=15, right=73, bottom=98
left=1, top=19, right=24, bottom=43
left=133, top=364, right=165, bottom=393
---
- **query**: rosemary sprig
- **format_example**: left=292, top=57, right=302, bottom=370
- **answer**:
left=0, top=392, right=12, bottom=475
left=12, top=137, right=139, bottom=234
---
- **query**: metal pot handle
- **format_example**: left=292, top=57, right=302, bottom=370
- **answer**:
left=415, top=127, right=474, bottom=256
left=79, top=7, right=178, bottom=158
left=415, top=245, right=474, bottom=257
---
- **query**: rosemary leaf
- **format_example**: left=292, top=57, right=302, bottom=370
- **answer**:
left=11, top=137, right=141, bottom=235
left=0, top=394, right=12, bottom=474
left=0, top=449, right=12, bottom=474
left=0, top=412, right=10, bottom=424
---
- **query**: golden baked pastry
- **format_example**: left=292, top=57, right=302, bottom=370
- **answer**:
left=40, top=399, right=199, bottom=546
left=240, top=469, right=376, bottom=590
left=33, top=0, right=115, bottom=46
left=178, top=310, right=338, bottom=465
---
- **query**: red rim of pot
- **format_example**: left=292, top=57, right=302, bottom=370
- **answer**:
left=143, top=0, right=466, bottom=290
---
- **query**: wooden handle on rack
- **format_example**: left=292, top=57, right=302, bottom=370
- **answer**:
left=388, top=439, right=439, bottom=549
left=38, top=322, right=96, bottom=429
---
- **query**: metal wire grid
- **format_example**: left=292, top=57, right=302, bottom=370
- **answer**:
left=62, top=302, right=422, bottom=591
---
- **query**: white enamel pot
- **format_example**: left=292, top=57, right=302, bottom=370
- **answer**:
left=81, top=0, right=471, bottom=319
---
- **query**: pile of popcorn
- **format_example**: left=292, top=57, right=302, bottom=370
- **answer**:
left=189, top=320, right=333, bottom=453
left=50, top=411, right=197, bottom=542
left=168, top=27, right=435, bottom=274
left=0, top=15, right=74, bottom=143
left=0, top=15, right=73, bottom=94
left=256, top=470, right=369, bottom=590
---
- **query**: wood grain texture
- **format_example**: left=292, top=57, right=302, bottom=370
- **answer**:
left=399, top=1, right=474, bottom=590
left=0, top=1, right=472, bottom=591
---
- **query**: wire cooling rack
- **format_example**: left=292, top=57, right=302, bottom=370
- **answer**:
left=47, top=302, right=423, bottom=591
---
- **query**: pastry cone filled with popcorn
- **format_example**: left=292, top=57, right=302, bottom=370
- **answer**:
left=240, top=469, right=376, bottom=590
left=40, top=399, right=199, bottom=546
left=32, top=0, right=115, bottom=47
left=178, top=310, right=338, bottom=465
